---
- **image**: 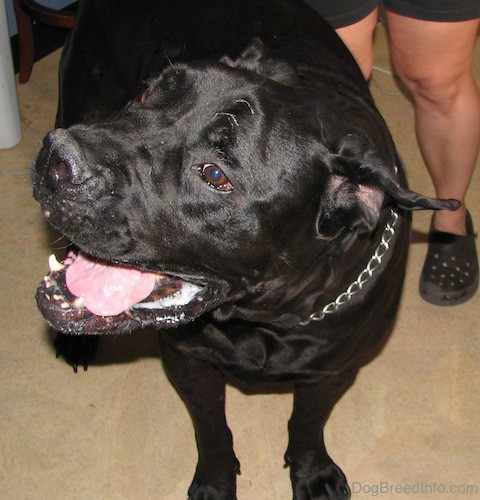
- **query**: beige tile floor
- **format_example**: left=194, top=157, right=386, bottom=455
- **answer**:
left=0, top=23, right=479, bottom=500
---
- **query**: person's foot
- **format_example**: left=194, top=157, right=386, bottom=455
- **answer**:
left=432, top=205, right=468, bottom=235
left=420, top=211, right=479, bottom=306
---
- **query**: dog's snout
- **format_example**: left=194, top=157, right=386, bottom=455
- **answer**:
left=47, top=152, right=78, bottom=187
left=42, top=129, right=86, bottom=188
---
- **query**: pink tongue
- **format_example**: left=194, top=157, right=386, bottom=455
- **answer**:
left=65, top=253, right=157, bottom=316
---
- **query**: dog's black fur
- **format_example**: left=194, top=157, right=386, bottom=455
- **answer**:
left=32, top=0, right=458, bottom=498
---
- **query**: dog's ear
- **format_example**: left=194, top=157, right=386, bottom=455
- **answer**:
left=221, top=38, right=299, bottom=86
left=316, top=135, right=460, bottom=239
left=316, top=175, right=385, bottom=239
left=371, top=166, right=460, bottom=213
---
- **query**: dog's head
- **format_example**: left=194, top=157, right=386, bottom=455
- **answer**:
left=33, top=41, right=458, bottom=334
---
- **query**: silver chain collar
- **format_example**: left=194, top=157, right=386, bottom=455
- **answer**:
left=299, top=208, right=399, bottom=326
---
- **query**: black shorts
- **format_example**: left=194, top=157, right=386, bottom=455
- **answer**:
left=303, top=0, right=480, bottom=28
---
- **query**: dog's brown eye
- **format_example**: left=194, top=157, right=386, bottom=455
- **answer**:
left=199, top=164, right=233, bottom=192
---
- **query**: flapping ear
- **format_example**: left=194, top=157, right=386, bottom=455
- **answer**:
left=316, top=135, right=460, bottom=239
left=375, top=170, right=460, bottom=212
left=220, top=38, right=299, bottom=86
left=316, top=175, right=385, bottom=239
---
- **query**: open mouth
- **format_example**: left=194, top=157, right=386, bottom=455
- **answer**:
left=36, top=252, right=225, bottom=335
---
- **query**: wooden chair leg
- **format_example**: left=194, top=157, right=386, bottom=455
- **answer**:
left=13, top=0, right=35, bottom=83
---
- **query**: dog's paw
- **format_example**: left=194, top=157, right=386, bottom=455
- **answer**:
left=187, top=482, right=236, bottom=500
left=187, top=458, right=239, bottom=500
left=53, top=333, right=99, bottom=372
left=291, top=462, right=351, bottom=500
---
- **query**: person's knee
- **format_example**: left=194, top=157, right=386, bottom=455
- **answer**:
left=395, top=61, right=471, bottom=108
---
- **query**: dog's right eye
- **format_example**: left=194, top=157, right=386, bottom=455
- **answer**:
left=198, top=164, right=233, bottom=192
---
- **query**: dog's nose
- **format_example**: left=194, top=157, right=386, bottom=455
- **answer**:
left=42, top=129, right=87, bottom=188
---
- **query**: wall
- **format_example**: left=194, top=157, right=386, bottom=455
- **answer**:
left=6, top=0, right=74, bottom=35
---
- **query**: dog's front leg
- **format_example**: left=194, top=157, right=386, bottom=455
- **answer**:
left=285, top=369, right=358, bottom=500
left=157, top=334, right=239, bottom=500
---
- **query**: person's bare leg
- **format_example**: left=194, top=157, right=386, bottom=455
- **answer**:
left=336, top=8, right=379, bottom=79
left=386, top=13, right=480, bottom=235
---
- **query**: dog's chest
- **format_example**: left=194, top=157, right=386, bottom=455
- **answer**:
left=175, top=322, right=342, bottom=382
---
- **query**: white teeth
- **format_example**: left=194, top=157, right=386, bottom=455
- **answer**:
left=133, top=282, right=202, bottom=310
left=48, top=254, right=65, bottom=272
left=73, top=297, right=85, bottom=309
left=60, top=302, right=70, bottom=309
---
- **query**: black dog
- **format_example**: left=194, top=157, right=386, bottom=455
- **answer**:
left=32, top=0, right=458, bottom=498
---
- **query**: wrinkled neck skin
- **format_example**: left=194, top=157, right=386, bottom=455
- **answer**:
left=170, top=207, right=407, bottom=382
left=213, top=209, right=393, bottom=328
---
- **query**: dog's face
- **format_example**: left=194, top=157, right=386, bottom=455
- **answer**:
left=33, top=53, right=456, bottom=335
left=38, top=63, right=326, bottom=262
